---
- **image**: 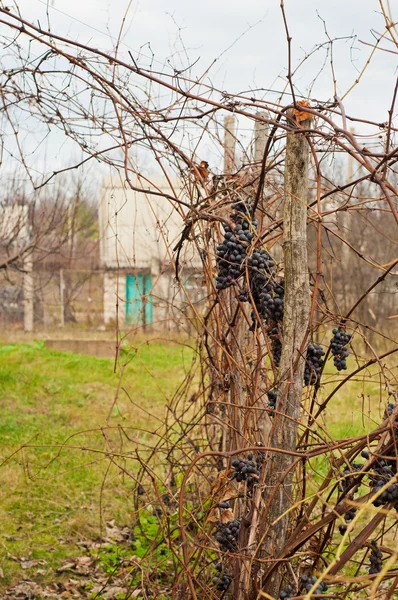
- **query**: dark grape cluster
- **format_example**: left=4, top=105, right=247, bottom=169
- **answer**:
left=215, top=519, right=241, bottom=552
left=304, top=344, right=325, bottom=386
left=214, top=199, right=286, bottom=339
left=300, top=575, right=329, bottom=598
left=231, top=199, right=252, bottom=220
left=279, top=575, right=331, bottom=599
left=279, top=584, right=294, bottom=599
left=369, top=458, right=398, bottom=508
left=338, top=507, right=357, bottom=535
left=252, top=274, right=284, bottom=324
left=212, top=563, right=232, bottom=591
left=215, top=200, right=256, bottom=291
left=256, top=442, right=266, bottom=466
left=231, top=453, right=261, bottom=483
left=269, top=327, right=282, bottom=367
left=247, top=248, right=274, bottom=276
left=238, top=288, right=249, bottom=302
left=369, top=540, right=383, bottom=575
left=215, top=226, right=246, bottom=290
left=248, top=251, right=274, bottom=328
left=248, top=253, right=285, bottom=331
left=339, top=462, right=363, bottom=492
left=272, top=280, right=285, bottom=322
left=267, top=390, right=277, bottom=416
left=330, top=328, right=352, bottom=371
left=386, top=401, right=396, bottom=417
left=360, top=433, right=398, bottom=510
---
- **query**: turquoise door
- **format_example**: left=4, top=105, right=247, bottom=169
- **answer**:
left=126, top=274, right=153, bottom=326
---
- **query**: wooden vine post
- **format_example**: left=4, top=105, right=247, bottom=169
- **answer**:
left=224, top=115, right=236, bottom=175
left=260, top=111, right=312, bottom=598
left=222, top=115, right=245, bottom=453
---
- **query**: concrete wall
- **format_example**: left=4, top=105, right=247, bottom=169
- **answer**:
left=99, top=175, right=205, bottom=329
left=99, top=175, right=200, bottom=271
left=103, top=271, right=126, bottom=325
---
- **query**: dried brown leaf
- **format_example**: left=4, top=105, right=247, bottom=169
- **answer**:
left=218, top=508, right=234, bottom=523
left=294, top=100, right=312, bottom=122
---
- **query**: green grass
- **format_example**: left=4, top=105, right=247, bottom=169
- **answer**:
left=0, top=340, right=194, bottom=590
left=0, top=340, right=395, bottom=593
left=304, top=358, right=395, bottom=505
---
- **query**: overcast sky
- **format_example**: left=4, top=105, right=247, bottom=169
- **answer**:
left=21, top=0, right=397, bottom=117
left=6, top=0, right=398, bottom=180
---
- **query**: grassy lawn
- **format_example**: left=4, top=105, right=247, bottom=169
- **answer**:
left=0, top=339, right=395, bottom=594
left=305, top=362, right=392, bottom=479
left=0, top=340, right=194, bottom=590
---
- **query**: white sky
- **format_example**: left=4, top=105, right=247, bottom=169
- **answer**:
left=19, top=0, right=397, bottom=118
left=5, top=0, right=398, bottom=181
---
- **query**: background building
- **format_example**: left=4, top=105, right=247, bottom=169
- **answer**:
left=99, top=175, right=204, bottom=331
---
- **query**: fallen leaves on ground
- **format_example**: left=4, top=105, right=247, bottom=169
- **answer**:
left=4, top=521, right=167, bottom=600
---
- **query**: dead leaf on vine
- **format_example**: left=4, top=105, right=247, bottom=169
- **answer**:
left=190, top=160, right=209, bottom=183
left=212, top=470, right=230, bottom=495
left=207, top=509, right=220, bottom=523
left=294, top=100, right=312, bottom=122
left=219, top=508, right=234, bottom=523
left=207, top=507, right=235, bottom=524
left=219, top=483, right=238, bottom=503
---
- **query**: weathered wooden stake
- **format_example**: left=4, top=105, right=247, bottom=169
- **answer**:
left=224, top=115, right=236, bottom=175
left=59, top=268, right=65, bottom=327
left=254, top=114, right=268, bottom=164
left=23, top=253, right=34, bottom=333
left=224, top=113, right=244, bottom=453
left=260, top=113, right=312, bottom=598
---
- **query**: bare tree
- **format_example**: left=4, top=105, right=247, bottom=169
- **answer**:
left=0, top=171, right=99, bottom=329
